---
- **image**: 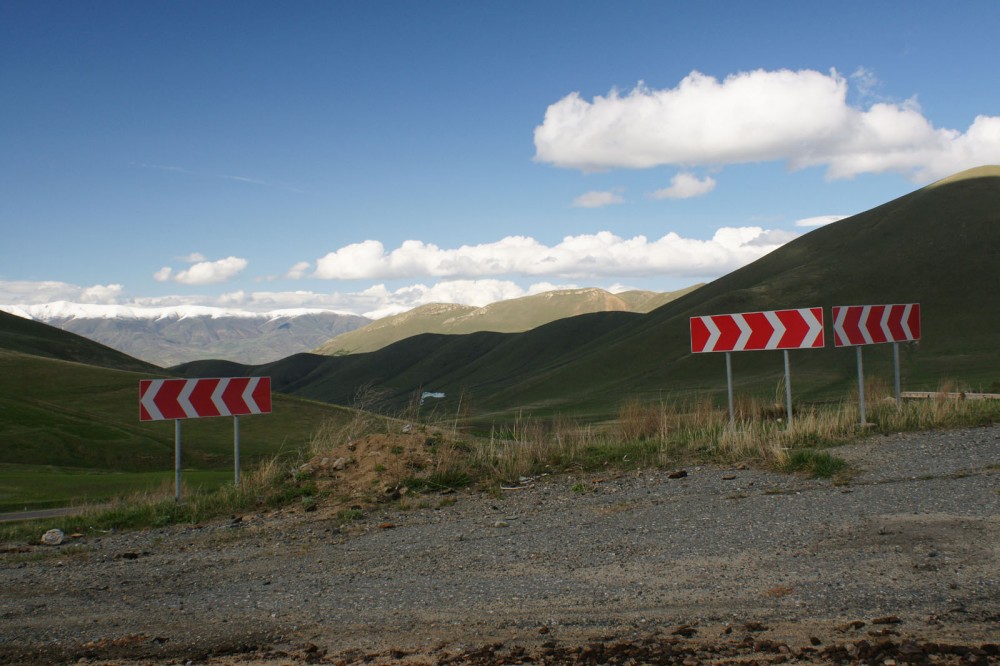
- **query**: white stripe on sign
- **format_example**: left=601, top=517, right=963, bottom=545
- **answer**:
left=764, top=310, right=785, bottom=350
left=880, top=305, right=893, bottom=341
left=833, top=306, right=848, bottom=346
left=243, top=377, right=262, bottom=415
left=802, top=309, right=824, bottom=348
left=212, top=378, right=231, bottom=415
left=734, top=315, right=752, bottom=351
left=901, top=303, right=914, bottom=339
left=859, top=305, right=873, bottom=345
left=141, top=379, right=165, bottom=421
left=178, top=379, right=197, bottom=419
left=704, top=316, right=721, bottom=353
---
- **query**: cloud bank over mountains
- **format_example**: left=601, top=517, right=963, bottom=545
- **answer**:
left=535, top=68, right=1000, bottom=183
left=306, top=227, right=792, bottom=281
left=0, top=224, right=794, bottom=319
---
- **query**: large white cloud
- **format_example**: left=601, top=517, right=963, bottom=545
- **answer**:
left=154, top=255, right=249, bottom=285
left=308, top=227, right=796, bottom=282
left=534, top=68, right=1000, bottom=182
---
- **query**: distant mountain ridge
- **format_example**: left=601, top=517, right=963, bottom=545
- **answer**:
left=315, top=286, right=701, bottom=355
left=1, top=304, right=370, bottom=367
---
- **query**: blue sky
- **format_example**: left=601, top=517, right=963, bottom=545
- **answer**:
left=3, top=1, right=999, bottom=318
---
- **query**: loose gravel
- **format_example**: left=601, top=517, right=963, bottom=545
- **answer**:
left=1, top=425, right=998, bottom=664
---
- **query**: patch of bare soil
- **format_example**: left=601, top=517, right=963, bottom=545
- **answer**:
left=300, top=431, right=459, bottom=513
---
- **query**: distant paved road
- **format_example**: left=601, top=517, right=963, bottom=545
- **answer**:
left=0, top=507, right=87, bottom=523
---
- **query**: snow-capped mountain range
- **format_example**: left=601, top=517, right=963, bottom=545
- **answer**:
left=0, top=302, right=371, bottom=367
left=2, top=301, right=349, bottom=322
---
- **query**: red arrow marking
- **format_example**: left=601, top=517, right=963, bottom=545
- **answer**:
left=776, top=310, right=807, bottom=348
left=189, top=378, right=222, bottom=417
left=713, top=315, right=743, bottom=352
left=743, top=311, right=774, bottom=350
left=908, top=304, right=921, bottom=340
left=843, top=306, right=864, bottom=345
left=690, top=317, right=710, bottom=353
left=868, top=305, right=887, bottom=343
left=154, top=379, right=187, bottom=420
left=139, top=380, right=153, bottom=421
left=222, top=377, right=252, bottom=415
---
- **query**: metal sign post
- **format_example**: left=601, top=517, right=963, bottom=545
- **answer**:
left=140, top=377, right=271, bottom=501
left=833, top=304, right=920, bottom=425
left=234, top=415, right=241, bottom=486
left=690, top=308, right=824, bottom=431
left=725, top=352, right=735, bottom=429
left=856, top=346, right=867, bottom=426
left=784, top=350, right=793, bottom=428
left=893, top=342, right=902, bottom=410
left=174, top=419, right=182, bottom=503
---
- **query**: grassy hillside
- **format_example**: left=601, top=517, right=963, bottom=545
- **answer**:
left=485, top=165, right=1000, bottom=414
left=314, top=286, right=700, bottom=355
left=0, top=317, right=357, bottom=510
left=181, top=167, right=1000, bottom=420
left=0, top=310, right=159, bottom=373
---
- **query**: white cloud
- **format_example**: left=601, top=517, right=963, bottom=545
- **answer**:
left=308, top=228, right=794, bottom=282
left=80, top=283, right=124, bottom=303
left=0, top=279, right=592, bottom=320
left=795, top=215, right=848, bottom=227
left=284, top=261, right=311, bottom=280
left=179, top=252, right=207, bottom=263
left=573, top=190, right=624, bottom=208
left=650, top=172, right=717, bottom=199
left=0, top=280, right=125, bottom=305
left=534, top=68, right=1000, bottom=183
left=154, top=256, right=249, bottom=285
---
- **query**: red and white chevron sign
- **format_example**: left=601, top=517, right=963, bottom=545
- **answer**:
left=690, top=307, right=824, bottom=353
left=139, top=377, right=272, bottom=421
left=833, top=303, right=920, bottom=347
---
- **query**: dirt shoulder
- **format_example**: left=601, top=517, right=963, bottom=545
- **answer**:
left=2, top=425, right=998, bottom=665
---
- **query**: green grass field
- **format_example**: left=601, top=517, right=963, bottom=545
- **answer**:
left=0, top=464, right=234, bottom=512
left=0, top=349, right=356, bottom=510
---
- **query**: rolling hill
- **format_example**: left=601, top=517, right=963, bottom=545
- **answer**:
left=314, top=286, right=701, bottom=355
left=175, top=166, right=1000, bottom=419
left=0, top=311, right=356, bottom=510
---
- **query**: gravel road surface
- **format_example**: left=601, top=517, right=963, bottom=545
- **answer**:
left=2, top=425, right=998, bottom=664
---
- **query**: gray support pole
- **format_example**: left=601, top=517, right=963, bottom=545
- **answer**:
left=174, top=419, right=182, bottom=503
left=856, top=346, right=867, bottom=426
left=893, top=342, right=902, bottom=411
left=234, top=415, right=241, bottom=486
left=784, top=349, right=793, bottom=428
left=725, top=352, right=735, bottom=430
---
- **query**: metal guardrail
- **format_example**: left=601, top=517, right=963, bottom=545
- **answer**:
left=901, top=391, right=1000, bottom=400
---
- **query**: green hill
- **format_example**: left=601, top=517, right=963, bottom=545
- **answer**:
left=0, top=310, right=159, bottom=373
left=314, top=286, right=700, bottom=355
left=177, top=166, right=1000, bottom=419
left=0, top=315, right=355, bottom=510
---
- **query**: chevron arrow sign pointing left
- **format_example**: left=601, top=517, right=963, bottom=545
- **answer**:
left=832, top=303, right=921, bottom=347
left=139, top=377, right=272, bottom=421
